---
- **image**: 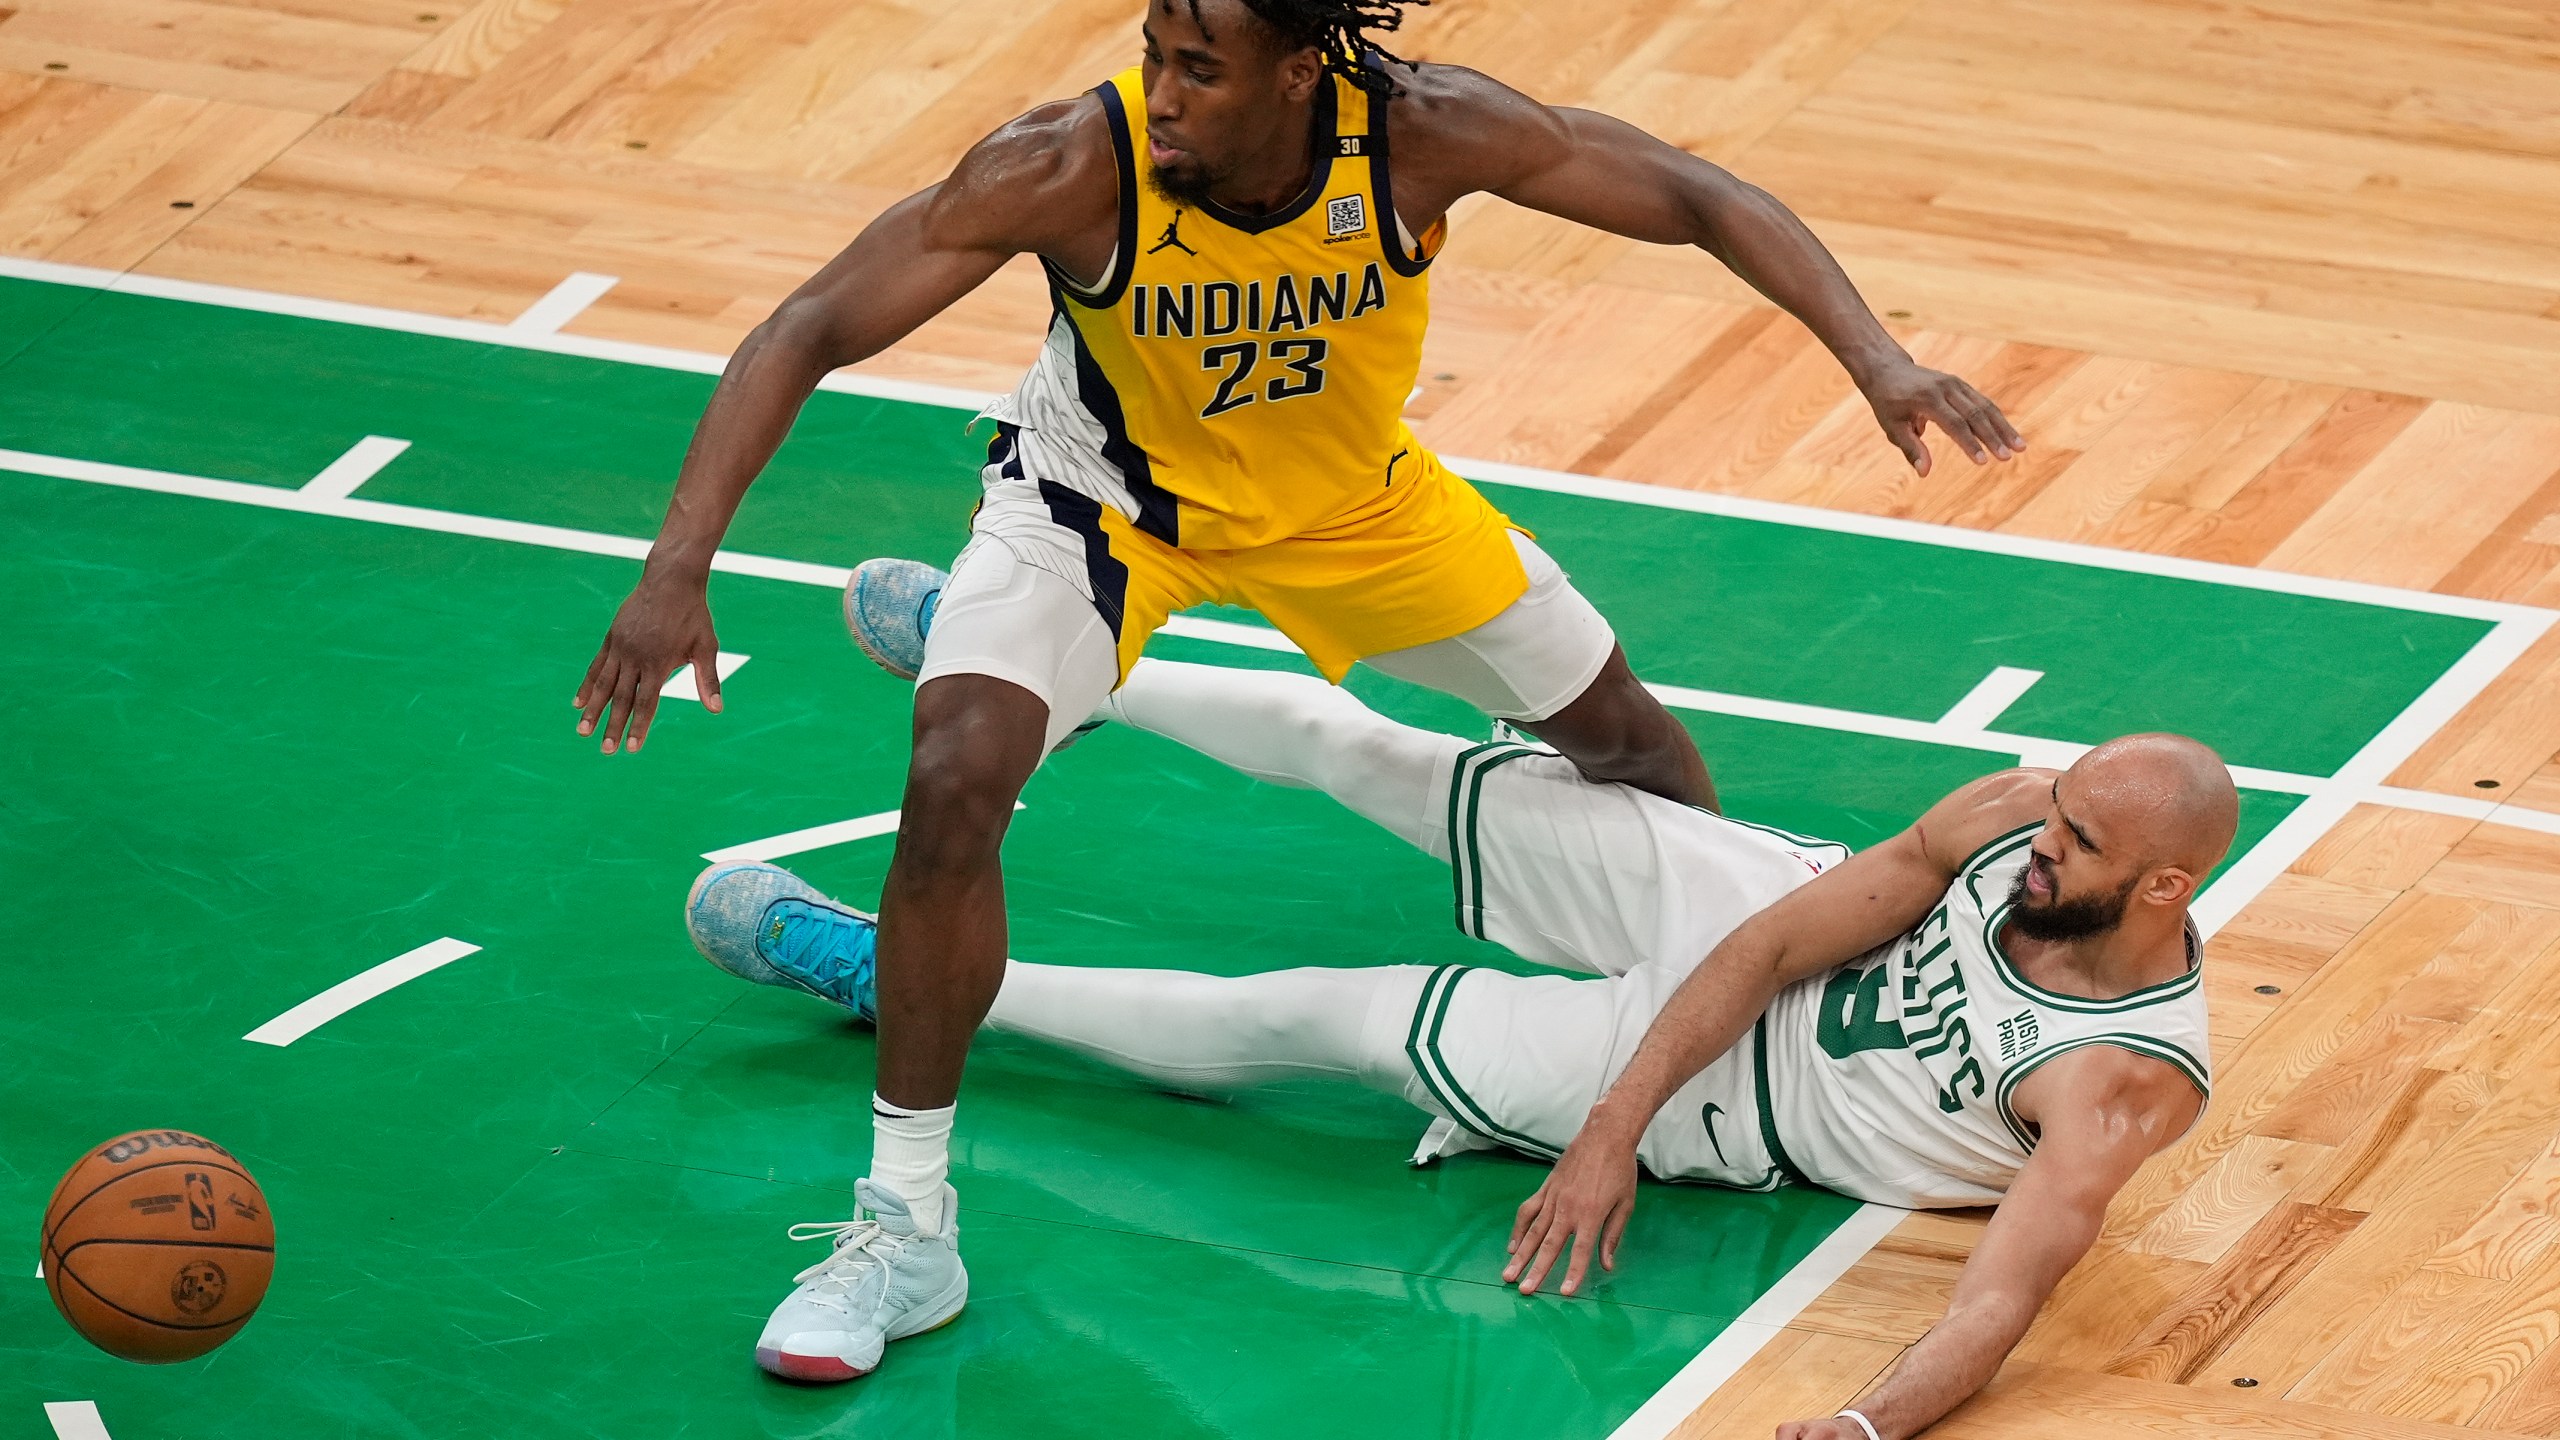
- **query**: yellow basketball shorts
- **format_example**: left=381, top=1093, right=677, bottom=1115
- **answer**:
left=953, top=427, right=1534, bottom=685
left=913, top=426, right=1622, bottom=751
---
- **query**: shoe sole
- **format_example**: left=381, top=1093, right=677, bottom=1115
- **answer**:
left=753, top=1283, right=968, bottom=1385
left=845, top=565, right=925, bottom=682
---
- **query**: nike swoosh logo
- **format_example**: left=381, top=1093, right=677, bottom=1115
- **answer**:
left=1702, top=1103, right=1728, bottom=1166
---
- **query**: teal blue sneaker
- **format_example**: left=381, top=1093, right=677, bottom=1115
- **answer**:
left=843, top=554, right=1106, bottom=751
left=845, top=558, right=947, bottom=682
left=686, top=862, right=877, bottom=1022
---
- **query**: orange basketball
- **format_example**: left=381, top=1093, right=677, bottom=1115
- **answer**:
left=40, top=1130, right=275, bottom=1363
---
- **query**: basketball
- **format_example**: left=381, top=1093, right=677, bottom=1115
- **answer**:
left=40, top=1130, right=275, bottom=1364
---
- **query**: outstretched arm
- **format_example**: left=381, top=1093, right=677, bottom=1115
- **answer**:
left=1775, top=1048, right=2202, bottom=1440
left=1505, top=770, right=2051, bottom=1297
left=1390, top=69, right=2022, bottom=477
left=572, top=98, right=1119, bottom=754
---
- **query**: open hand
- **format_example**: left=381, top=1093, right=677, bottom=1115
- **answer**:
left=1505, top=1122, right=1639, bottom=1297
left=574, top=577, right=722, bottom=754
left=1861, top=359, right=2023, bottom=477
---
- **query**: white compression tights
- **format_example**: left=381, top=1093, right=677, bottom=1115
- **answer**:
left=986, top=660, right=1470, bottom=1107
left=1099, top=658, right=1466, bottom=859
left=985, top=960, right=1438, bottom=1106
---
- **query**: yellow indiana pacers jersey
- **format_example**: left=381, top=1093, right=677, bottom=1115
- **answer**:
left=1023, top=65, right=1458, bottom=553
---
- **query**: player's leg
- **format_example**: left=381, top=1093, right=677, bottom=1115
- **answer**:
left=746, top=471, right=1124, bottom=1382
left=1102, top=658, right=1465, bottom=857
left=874, top=535, right=1120, bottom=1177
left=984, top=960, right=1438, bottom=1102
left=1364, top=533, right=1718, bottom=812
left=1520, top=648, right=1717, bottom=812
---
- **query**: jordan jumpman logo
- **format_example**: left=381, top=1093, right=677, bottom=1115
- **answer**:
left=1147, top=212, right=1198, bottom=257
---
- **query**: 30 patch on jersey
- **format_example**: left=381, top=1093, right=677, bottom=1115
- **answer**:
left=1326, top=194, right=1367, bottom=238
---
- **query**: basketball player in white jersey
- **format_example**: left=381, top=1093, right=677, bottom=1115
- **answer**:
left=691, top=656, right=2233, bottom=1435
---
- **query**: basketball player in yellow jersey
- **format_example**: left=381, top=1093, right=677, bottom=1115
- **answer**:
left=573, top=0, right=2026, bottom=1381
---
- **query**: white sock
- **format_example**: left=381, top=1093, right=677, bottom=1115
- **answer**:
left=868, top=1093, right=954, bottom=1236
left=1106, top=659, right=1461, bottom=857
left=985, top=961, right=1433, bottom=1102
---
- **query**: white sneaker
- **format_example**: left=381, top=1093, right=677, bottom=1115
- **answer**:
left=755, top=1180, right=968, bottom=1382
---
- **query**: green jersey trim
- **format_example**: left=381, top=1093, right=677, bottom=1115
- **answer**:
left=1963, top=828, right=2205, bottom=1014
left=1978, top=903, right=2206, bottom=1013
left=1446, top=742, right=1543, bottom=941
left=1706, top=811, right=1854, bottom=868
left=1750, top=1017, right=1812, bottom=1189
left=1404, top=965, right=1561, bottom=1161
left=1959, top=820, right=2046, bottom=878
left=1993, top=1033, right=2211, bottom=1153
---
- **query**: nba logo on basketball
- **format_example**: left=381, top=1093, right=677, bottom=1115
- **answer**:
left=187, top=1172, right=217, bottom=1231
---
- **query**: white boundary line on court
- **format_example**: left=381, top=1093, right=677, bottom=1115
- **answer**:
left=0, top=254, right=2543, bottom=626
left=1606, top=1202, right=1910, bottom=1439
left=43, top=1401, right=112, bottom=1440
left=510, top=271, right=619, bottom=336
left=701, top=803, right=1026, bottom=864
left=7, top=257, right=2554, bottom=1437
left=15, top=438, right=2553, bottom=846
left=303, top=435, right=409, bottom=501
left=243, top=938, right=481, bottom=1046
left=663, top=650, right=751, bottom=705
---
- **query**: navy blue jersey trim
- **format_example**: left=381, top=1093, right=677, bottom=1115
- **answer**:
left=1031, top=476, right=1131, bottom=639
left=1366, top=60, right=1431, bottom=279
left=1053, top=298, right=1179, bottom=544
left=1044, top=83, right=1139, bottom=310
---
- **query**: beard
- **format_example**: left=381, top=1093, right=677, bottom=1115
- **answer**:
left=2006, top=865, right=2138, bottom=943
left=1148, top=157, right=1223, bottom=210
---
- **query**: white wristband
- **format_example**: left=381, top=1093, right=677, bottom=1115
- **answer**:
left=1836, top=1410, right=1882, bottom=1440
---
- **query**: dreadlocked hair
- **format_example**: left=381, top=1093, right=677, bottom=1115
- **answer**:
left=1188, top=0, right=1428, bottom=96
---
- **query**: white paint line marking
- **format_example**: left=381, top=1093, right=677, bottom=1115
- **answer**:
left=508, top=271, right=619, bottom=336
left=1937, top=666, right=2044, bottom=732
left=0, top=448, right=849, bottom=588
left=244, top=938, right=480, bottom=1047
left=664, top=651, right=749, bottom=704
left=2371, top=784, right=2560, bottom=836
left=2, top=254, right=2545, bottom=628
left=703, top=810, right=900, bottom=864
left=0, top=256, right=988, bottom=413
left=2191, top=611, right=2552, bottom=937
left=45, top=1401, right=113, bottom=1440
left=702, top=802, right=1026, bottom=865
left=300, top=434, right=410, bottom=500
left=1455, top=456, right=2547, bottom=627
left=1159, top=614, right=1300, bottom=654
left=1606, top=1203, right=1909, bottom=1440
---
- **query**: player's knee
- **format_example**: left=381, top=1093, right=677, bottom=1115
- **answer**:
left=898, top=718, right=1035, bottom=875
left=1539, top=672, right=1685, bottom=783
left=894, top=761, right=1016, bottom=877
left=1586, top=721, right=1684, bottom=780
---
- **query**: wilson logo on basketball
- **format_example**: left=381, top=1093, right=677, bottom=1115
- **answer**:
left=171, top=1260, right=228, bottom=1316
left=100, top=1131, right=234, bottom=1167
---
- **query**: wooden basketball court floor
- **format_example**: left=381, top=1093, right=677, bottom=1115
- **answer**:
left=5, top=0, right=2560, bottom=1436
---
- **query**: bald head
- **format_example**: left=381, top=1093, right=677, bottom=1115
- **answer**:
left=2061, top=734, right=2240, bottom=879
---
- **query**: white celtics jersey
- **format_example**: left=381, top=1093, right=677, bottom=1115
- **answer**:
left=1752, top=822, right=2213, bottom=1208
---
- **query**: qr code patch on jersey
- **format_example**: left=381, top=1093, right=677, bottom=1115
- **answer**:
left=1326, top=194, right=1366, bottom=237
